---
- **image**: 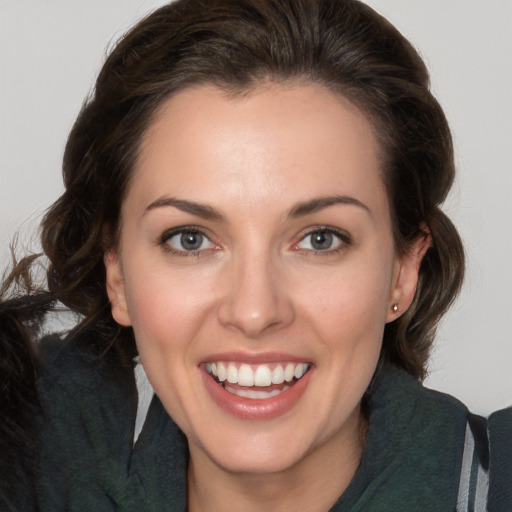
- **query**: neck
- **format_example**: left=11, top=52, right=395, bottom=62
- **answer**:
left=187, top=407, right=367, bottom=512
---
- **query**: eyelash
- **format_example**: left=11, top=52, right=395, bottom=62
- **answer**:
left=158, top=225, right=352, bottom=257
left=293, top=226, right=352, bottom=255
left=158, top=226, right=217, bottom=257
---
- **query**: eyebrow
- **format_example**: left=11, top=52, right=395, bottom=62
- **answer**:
left=144, top=194, right=371, bottom=221
left=144, top=197, right=226, bottom=221
left=287, top=195, right=372, bottom=218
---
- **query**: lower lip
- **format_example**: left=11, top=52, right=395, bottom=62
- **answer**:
left=202, top=367, right=313, bottom=421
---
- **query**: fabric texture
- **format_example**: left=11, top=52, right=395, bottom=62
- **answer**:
left=36, top=335, right=511, bottom=511
left=488, top=407, right=512, bottom=511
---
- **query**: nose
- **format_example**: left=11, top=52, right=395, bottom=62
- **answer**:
left=217, top=249, right=295, bottom=339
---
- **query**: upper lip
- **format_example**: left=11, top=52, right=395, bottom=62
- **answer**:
left=200, top=351, right=311, bottom=365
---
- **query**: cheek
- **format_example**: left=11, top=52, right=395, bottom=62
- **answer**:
left=298, top=256, right=393, bottom=342
left=121, top=261, right=215, bottom=353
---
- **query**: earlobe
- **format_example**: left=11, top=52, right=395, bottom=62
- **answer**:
left=386, top=229, right=432, bottom=323
left=104, top=250, right=132, bottom=327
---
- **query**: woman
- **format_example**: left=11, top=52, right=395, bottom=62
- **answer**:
left=1, top=0, right=510, bottom=510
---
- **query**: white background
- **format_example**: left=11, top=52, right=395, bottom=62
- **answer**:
left=1, top=0, right=511, bottom=415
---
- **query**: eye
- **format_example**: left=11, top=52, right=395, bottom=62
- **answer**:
left=161, top=228, right=216, bottom=254
left=295, top=228, right=350, bottom=252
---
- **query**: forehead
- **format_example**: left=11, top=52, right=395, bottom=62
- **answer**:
left=128, top=83, right=388, bottom=217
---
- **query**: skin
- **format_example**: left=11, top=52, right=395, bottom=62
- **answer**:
left=105, top=83, right=429, bottom=511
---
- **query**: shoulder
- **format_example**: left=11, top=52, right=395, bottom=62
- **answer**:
left=37, top=329, right=138, bottom=442
left=488, top=407, right=512, bottom=510
left=411, top=374, right=512, bottom=511
left=36, top=331, right=188, bottom=510
left=39, top=330, right=130, bottom=385
left=453, top=407, right=512, bottom=512
left=36, top=331, right=139, bottom=510
left=416, top=381, right=512, bottom=511
left=359, top=366, right=511, bottom=511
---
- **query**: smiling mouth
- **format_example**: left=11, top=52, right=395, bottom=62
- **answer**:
left=204, top=361, right=310, bottom=399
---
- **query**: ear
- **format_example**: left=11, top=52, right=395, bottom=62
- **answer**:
left=104, top=250, right=132, bottom=326
left=386, top=228, right=432, bottom=323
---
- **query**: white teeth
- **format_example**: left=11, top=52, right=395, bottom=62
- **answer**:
left=217, top=362, right=226, bottom=382
left=272, top=365, right=285, bottom=384
left=254, top=365, right=272, bottom=386
left=226, top=364, right=238, bottom=384
left=238, top=364, right=254, bottom=386
left=206, top=361, right=309, bottom=387
left=294, top=363, right=308, bottom=379
left=284, top=363, right=295, bottom=382
left=225, top=385, right=290, bottom=399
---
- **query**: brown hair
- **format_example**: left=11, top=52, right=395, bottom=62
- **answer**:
left=3, top=0, right=464, bottom=380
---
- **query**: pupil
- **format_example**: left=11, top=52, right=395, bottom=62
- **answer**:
left=181, top=232, right=202, bottom=250
left=312, top=231, right=332, bottom=250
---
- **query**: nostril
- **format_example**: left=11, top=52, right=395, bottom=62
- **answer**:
left=216, top=261, right=295, bottom=336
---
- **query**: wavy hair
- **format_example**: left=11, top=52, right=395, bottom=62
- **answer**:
left=3, top=0, right=464, bottom=381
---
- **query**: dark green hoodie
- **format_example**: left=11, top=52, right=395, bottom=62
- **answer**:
left=36, top=336, right=511, bottom=511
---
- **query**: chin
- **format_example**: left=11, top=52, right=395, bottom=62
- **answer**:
left=204, top=436, right=309, bottom=475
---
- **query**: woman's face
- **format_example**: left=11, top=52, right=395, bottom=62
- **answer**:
left=106, top=83, right=423, bottom=475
